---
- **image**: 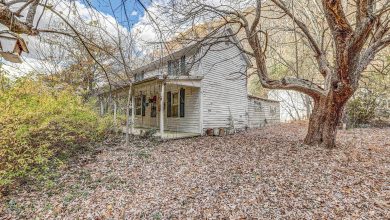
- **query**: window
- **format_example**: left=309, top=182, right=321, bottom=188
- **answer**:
left=168, top=56, right=186, bottom=75
left=142, top=95, right=146, bottom=116
left=135, top=72, right=144, bottom=81
left=180, top=56, right=186, bottom=75
left=150, top=96, right=157, bottom=117
left=135, top=97, right=141, bottom=115
left=254, top=101, right=262, bottom=112
left=167, top=90, right=185, bottom=118
left=224, top=37, right=230, bottom=46
left=168, top=61, right=172, bottom=75
left=168, top=60, right=179, bottom=75
left=172, top=92, right=179, bottom=117
left=168, top=61, right=173, bottom=75
left=270, top=106, right=277, bottom=116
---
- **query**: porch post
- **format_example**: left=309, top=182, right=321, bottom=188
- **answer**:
left=131, top=95, right=135, bottom=134
left=100, top=98, right=104, bottom=116
left=113, top=99, right=117, bottom=132
left=160, top=82, right=165, bottom=137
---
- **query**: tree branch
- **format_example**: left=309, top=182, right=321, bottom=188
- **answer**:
left=0, top=3, right=37, bottom=35
left=270, top=0, right=331, bottom=77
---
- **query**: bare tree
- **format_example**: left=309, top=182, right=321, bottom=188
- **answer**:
left=0, top=0, right=142, bottom=144
left=0, top=0, right=49, bottom=35
left=155, top=0, right=390, bottom=148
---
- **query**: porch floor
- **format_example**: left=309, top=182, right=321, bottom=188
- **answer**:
left=121, top=127, right=201, bottom=140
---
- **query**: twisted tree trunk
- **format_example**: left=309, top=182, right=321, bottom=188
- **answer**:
left=304, top=91, right=351, bottom=148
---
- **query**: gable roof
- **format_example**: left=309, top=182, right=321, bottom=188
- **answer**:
left=97, top=26, right=253, bottom=96
left=131, top=27, right=252, bottom=76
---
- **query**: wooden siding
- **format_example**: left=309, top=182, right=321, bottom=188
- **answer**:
left=247, top=98, right=280, bottom=128
left=133, top=82, right=160, bottom=129
left=200, top=42, right=248, bottom=132
left=163, top=85, right=201, bottom=133
left=133, top=83, right=201, bottom=133
left=100, top=40, right=282, bottom=135
left=134, top=55, right=201, bottom=82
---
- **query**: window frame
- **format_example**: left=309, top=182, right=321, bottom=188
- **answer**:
left=270, top=106, right=277, bottom=116
left=168, top=56, right=186, bottom=76
left=141, top=95, right=146, bottom=116
left=171, top=92, right=179, bottom=117
left=150, top=96, right=157, bottom=118
left=254, top=100, right=262, bottom=112
left=135, top=72, right=144, bottom=81
left=135, top=97, right=142, bottom=116
left=180, top=56, right=186, bottom=75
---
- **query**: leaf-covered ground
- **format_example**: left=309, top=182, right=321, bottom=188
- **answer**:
left=1, top=122, right=389, bottom=219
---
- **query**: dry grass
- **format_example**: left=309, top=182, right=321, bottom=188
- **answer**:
left=1, top=121, right=389, bottom=219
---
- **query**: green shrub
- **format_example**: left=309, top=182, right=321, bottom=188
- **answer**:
left=347, top=92, right=378, bottom=127
left=0, top=77, right=112, bottom=192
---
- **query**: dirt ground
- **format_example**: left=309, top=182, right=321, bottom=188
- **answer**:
left=1, top=121, right=389, bottom=219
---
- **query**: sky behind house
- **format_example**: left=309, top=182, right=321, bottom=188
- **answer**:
left=3, top=0, right=243, bottom=75
left=2, top=0, right=154, bottom=76
left=88, top=0, right=150, bottom=29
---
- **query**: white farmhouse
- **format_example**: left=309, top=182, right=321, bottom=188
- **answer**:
left=99, top=30, right=280, bottom=138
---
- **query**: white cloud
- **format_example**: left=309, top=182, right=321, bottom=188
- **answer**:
left=131, top=0, right=255, bottom=45
left=1, top=0, right=133, bottom=76
left=1, top=0, right=256, bottom=76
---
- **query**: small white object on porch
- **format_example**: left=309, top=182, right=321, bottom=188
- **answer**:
left=160, top=82, right=165, bottom=137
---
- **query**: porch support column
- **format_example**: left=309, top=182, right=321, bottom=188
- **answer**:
left=160, top=82, right=165, bottom=137
left=100, top=98, right=104, bottom=116
left=113, top=99, right=117, bottom=132
left=131, top=95, right=135, bottom=134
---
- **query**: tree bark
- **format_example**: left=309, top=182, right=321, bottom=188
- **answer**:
left=304, top=94, right=347, bottom=148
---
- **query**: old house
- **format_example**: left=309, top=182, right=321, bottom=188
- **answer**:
left=99, top=29, right=280, bottom=138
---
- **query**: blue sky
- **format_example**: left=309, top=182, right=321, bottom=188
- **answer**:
left=87, top=0, right=151, bottom=29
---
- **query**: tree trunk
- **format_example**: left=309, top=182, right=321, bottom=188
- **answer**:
left=304, top=94, right=346, bottom=148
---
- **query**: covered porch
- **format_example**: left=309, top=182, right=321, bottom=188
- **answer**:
left=129, top=75, right=203, bottom=139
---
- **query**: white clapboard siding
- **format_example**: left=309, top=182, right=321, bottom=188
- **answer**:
left=163, top=86, right=200, bottom=133
left=133, top=82, right=161, bottom=128
left=200, top=42, right=248, bottom=131
left=265, top=101, right=281, bottom=124
left=144, top=69, right=160, bottom=79
left=137, top=55, right=199, bottom=80
left=247, top=98, right=280, bottom=128
left=133, top=84, right=200, bottom=133
left=108, top=40, right=281, bottom=135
